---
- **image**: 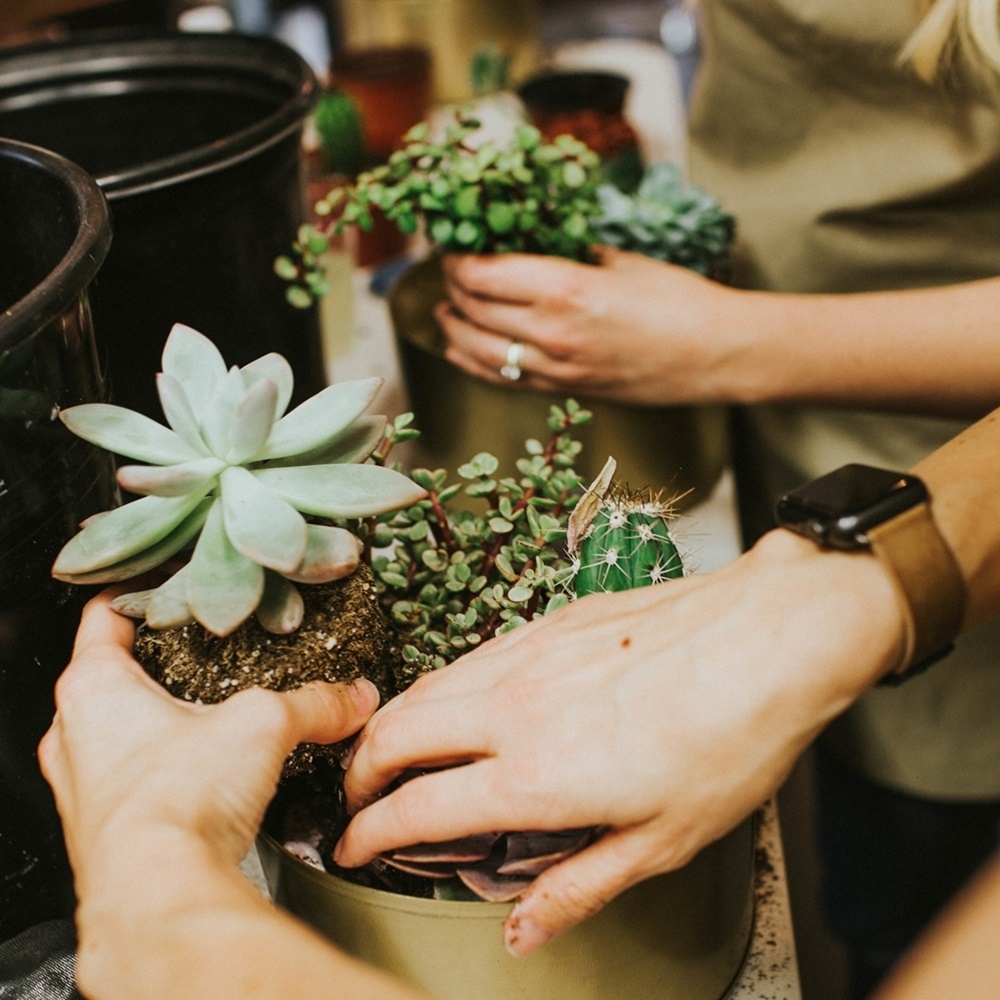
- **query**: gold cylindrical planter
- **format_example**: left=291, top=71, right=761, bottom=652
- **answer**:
left=337, top=0, right=542, bottom=103
left=257, top=815, right=755, bottom=1000
left=388, top=256, right=730, bottom=510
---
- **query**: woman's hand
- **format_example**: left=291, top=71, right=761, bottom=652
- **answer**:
left=39, top=590, right=380, bottom=897
left=337, top=530, right=904, bottom=955
left=437, top=247, right=748, bottom=406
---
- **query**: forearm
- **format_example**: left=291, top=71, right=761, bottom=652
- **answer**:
left=873, top=851, right=1000, bottom=1000
left=74, top=831, right=426, bottom=1000
left=725, top=276, right=1000, bottom=417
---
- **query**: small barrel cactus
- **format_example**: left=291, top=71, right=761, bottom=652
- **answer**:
left=51, top=323, right=427, bottom=638
left=313, top=87, right=365, bottom=177
left=567, top=457, right=685, bottom=596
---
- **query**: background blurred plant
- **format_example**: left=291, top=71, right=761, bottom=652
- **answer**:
left=277, top=110, right=734, bottom=308
left=592, top=162, right=734, bottom=278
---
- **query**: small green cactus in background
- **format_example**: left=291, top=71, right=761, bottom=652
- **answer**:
left=51, top=323, right=427, bottom=638
left=592, top=162, right=735, bottom=278
left=313, top=87, right=365, bottom=177
left=568, top=456, right=685, bottom=596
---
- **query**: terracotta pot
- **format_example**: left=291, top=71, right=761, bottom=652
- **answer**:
left=387, top=256, right=730, bottom=510
left=257, top=815, right=755, bottom=1000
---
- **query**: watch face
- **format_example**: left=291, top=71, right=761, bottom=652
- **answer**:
left=775, top=464, right=928, bottom=550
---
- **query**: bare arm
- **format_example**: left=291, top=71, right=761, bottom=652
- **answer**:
left=438, top=248, right=1000, bottom=419
left=874, top=852, right=1000, bottom=1000
left=40, top=594, right=428, bottom=1000
left=338, top=406, right=1000, bottom=954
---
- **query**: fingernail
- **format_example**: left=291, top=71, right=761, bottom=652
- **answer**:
left=504, top=906, right=552, bottom=957
left=349, top=679, right=380, bottom=714
left=338, top=740, right=357, bottom=770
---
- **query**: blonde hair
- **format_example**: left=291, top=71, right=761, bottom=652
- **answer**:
left=900, top=0, right=1000, bottom=80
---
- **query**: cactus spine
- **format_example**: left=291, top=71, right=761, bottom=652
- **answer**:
left=568, top=457, right=684, bottom=596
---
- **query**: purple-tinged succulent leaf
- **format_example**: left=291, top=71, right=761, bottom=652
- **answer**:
left=253, top=463, right=428, bottom=518
left=456, top=868, right=534, bottom=903
left=225, top=377, right=279, bottom=464
left=59, top=403, right=202, bottom=465
left=283, top=841, right=325, bottom=870
left=256, top=572, right=305, bottom=634
left=220, top=466, right=308, bottom=574
left=380, top=857, right=458, bottom=880
left=186, top=503, right=265, bottom=636
left=52, top=490, right=212, bottom=577
left=240, top=352, right=294, bottom=422
left=160, top=323, right=227, bottom=423
left=116, top=456, right=225, bottom=498
left=285, top=525, right=361, bottom=584
left=257, top=377, right=383, bottom=461
left=497, top=829, right=594, bottom=877
left=389, top=832, right=501, bottom=865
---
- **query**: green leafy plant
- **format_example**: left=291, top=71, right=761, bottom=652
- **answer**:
left=51, top=323, right=427, bottom=638
left=276, top=111, right=734, bottom=308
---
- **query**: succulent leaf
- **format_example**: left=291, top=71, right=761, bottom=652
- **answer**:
left=256, top=572, right=305, bottom=634
left=145, top=565, right=196, bottom=630
left=59, top=403, right=202, bottom=465
left=239, top=352, right=294, bottom=422
left=258, top=377, right=383, bottom=461
left=116, top=456, right=225, bottom=498
left=253, top=463, right=429, bottom=518
left=52, top=500, right=213, bottom=585
left=220, top=466, right=307, bottom=573
left=186, top=502, right=265, bottom=636
left=200, top=366, right=248, bottom=459
left=285, top=524, right=362, bottom=584
left=225, top=377, right=279, bottom=464
left=263, top=414, right=387, bottom=469
left=160, top=323, right=228, bottom=422
left=155, top=373, right=211, bottom=455
left=52, top=491, right=211, bottom=577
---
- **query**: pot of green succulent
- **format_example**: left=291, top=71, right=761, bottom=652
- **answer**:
left=278, top=111, right=735, bottom=511
left=51, top=326, right=754, bottom=1000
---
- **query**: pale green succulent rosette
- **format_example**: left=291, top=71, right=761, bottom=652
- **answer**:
left=52, top=323, right=427, bottom=637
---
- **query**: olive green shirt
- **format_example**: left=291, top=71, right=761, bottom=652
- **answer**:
left=688, top=0, right=1000, bottom=798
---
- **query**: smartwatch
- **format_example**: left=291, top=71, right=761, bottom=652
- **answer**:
left=775, top=464, right=966, bottom=685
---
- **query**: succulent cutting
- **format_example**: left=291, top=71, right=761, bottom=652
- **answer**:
left=51, top=323, right=427, bottom=638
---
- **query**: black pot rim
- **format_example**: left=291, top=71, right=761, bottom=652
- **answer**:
left=0, top=28, right=318, bottom=199
left=0, top=138, right=111, bottom=352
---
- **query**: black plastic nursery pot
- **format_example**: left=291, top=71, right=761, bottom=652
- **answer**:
left=0, top=139, right=117, bottom=941
left=0, top=29, right=324, bottom=420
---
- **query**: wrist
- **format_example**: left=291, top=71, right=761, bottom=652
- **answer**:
left=748, top=528, right=907, bottom=700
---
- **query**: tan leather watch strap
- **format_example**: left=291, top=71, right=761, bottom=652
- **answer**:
left=867, top=503, right=966, bottom=682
